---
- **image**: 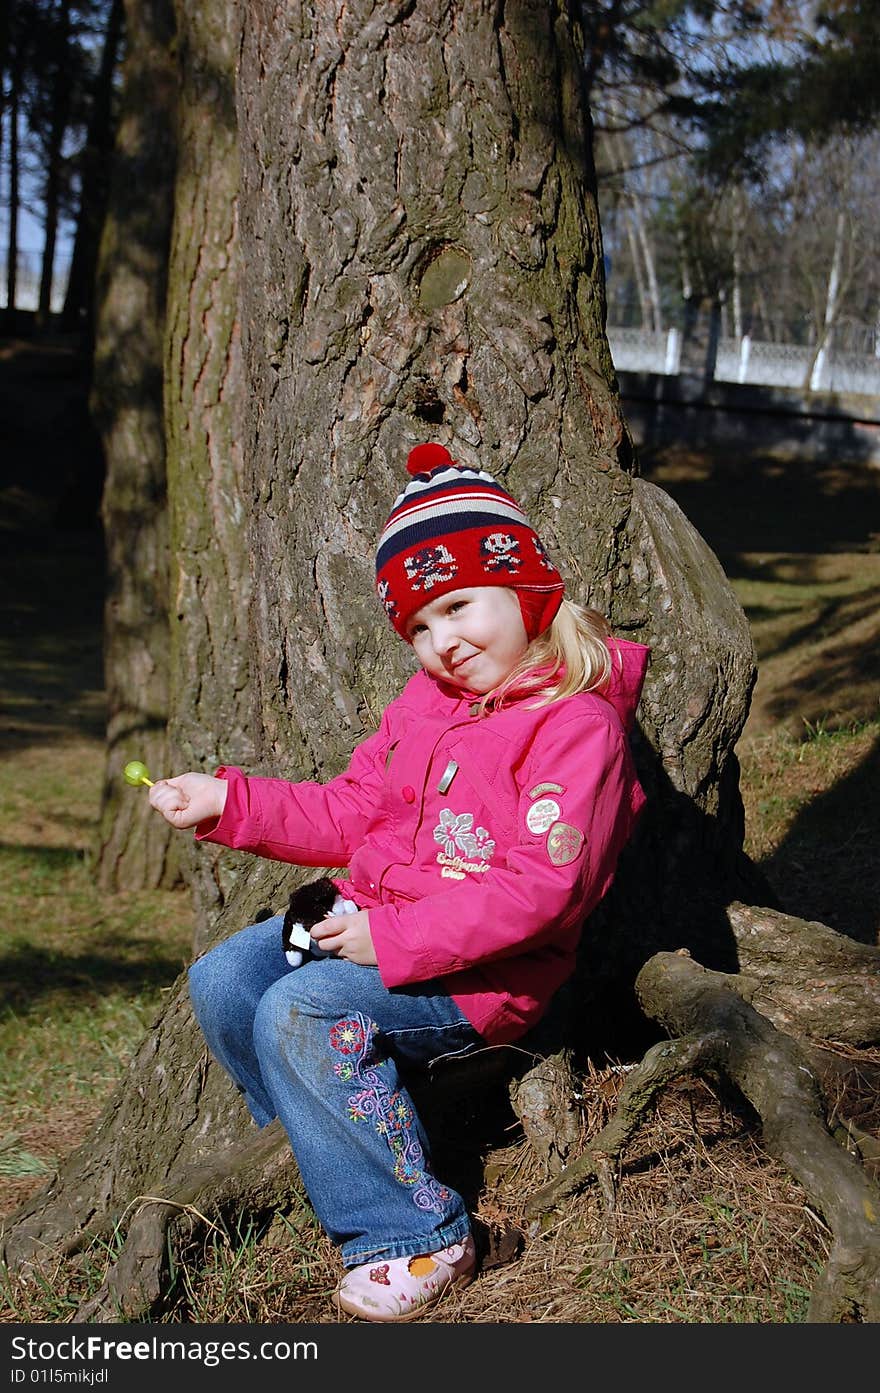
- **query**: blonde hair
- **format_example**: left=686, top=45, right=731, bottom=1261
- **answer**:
left=481, top=597, right=614, bottom=712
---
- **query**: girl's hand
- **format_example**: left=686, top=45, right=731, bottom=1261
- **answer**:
left=148, top=773, right=228, bottom=830
left=311, top=910, right=377, bottom=966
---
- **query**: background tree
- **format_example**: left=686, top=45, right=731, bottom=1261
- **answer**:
left=34, top=0, right=73, bottom=327
left=3, top=0, right=27, bottom=321
left=592, top=4, right=880, bottom=366
left=91, top=0, right=178, bottom=892
left=61, top=0, right=125, bottom=342
left=2, top=0, right=122, bottom=322
left=2, top=0, right=878, bottom=1324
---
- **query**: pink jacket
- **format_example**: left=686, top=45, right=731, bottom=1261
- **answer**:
left=199, top=638, right=649, bottom=1044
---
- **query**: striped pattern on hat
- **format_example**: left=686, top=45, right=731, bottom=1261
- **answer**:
left=376, top=444, right=565, bottom=641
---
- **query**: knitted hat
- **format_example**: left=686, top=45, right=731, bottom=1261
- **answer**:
left=376, top=443, right=565, bottom=641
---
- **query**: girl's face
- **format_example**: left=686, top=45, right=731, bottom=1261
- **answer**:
left=406, top=587, right=529, bottom=694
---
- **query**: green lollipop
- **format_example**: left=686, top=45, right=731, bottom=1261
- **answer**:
left=123, top=760, right=154, bottom=788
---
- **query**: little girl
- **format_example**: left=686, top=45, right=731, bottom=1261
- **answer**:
left=148, top=442, right=649, bottom=1322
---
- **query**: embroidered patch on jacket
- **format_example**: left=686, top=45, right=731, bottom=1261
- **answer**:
left=546, top=822, right=584, bottom=866
left=330, top=1012, right=451, bottom=1214
left=433, top=808, right=495, bottom=880
left=525, top=797, right=560, bottom=834
left=528, top=781, right=565, bottom=798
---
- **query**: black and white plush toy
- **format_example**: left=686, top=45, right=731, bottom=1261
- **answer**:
left=281, top=876, right=358, bottom=968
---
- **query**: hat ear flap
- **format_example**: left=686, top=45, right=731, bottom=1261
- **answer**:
left=516, top=588, right=562, bottom=640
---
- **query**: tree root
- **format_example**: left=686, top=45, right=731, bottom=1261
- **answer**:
left=725, top=902, right=880, bottom=1046
left=508, top=1049, right=583, bottom=1176
left=72, top=1121, right=298, bottom=1322
left=524, top=1034, right=716, bottom=1219
left=527, top=950, right=880, bottom=1322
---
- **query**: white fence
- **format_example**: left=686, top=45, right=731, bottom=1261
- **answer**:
left=607, top=326, right=880, bottom=397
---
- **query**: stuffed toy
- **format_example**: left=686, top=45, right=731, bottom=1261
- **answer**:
left=282, top=876, right=358, bottom=967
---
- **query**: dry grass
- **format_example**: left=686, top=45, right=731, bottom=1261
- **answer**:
left=4, top=1063, right=846, bottom=1325
left=468, top=1076, right=828, bottom=1324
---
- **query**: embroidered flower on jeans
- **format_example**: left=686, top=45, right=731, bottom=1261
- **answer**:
left=388, top=1091, right=414, bottom=1129
left=347, top=1093, right=371, bottom=1123
left=329, top=1017, right=369, bottom=1055
left=334, top=1012, right=451, bottom=1216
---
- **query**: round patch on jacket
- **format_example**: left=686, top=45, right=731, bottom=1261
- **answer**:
left=546, top=822, right=584, bottom=866
left=526, top=797, right=560, bottom=834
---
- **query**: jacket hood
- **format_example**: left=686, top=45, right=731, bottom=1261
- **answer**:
left=603, top=637, right=650, bottom=733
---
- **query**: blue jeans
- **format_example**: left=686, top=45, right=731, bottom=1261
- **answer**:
left=188, top=915, right=481, bottom=1267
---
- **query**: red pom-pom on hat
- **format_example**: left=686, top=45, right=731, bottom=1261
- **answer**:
left=406, top=443, right=453, bottom=475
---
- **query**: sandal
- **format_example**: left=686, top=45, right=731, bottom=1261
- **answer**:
left=335, top=1234, right=476, bottom=1321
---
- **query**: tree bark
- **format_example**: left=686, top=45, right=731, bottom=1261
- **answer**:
left=161, top=0, right=254, bottom=946
left=92, top=0, right=179, bottom=891
left=724, top=902, right=880, bottom=1047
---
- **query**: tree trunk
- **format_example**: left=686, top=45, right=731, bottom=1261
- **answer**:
left=636, top=211, right=662, bottom=336
left=161, top=0, right=253, bottom=946
left=36, top=0, right=72, bottom=328
left=91, top=0, right=179, bottom=892
left=5, top=43, right=21, bottom=319
left=2, top=0, right=877, bottom=1324
left=806, top=207, right=846, bottom=391
left=60, top=0, right=126, bottom=343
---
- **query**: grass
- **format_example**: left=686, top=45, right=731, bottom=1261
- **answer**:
left=0, top=460, right=192, bottom=1224
left=0, top=376, right=878, bottom=1321
left=0, top=731, right=191, bottom=1218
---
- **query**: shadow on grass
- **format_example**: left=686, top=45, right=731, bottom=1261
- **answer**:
left=760, top=622, right=880, bottom=733
left=0, top=527, right=105, bottom=755
left=746, top=586, right=879, bottom=659
left=641, top=448, right=880, bottom=564
left=739, top=588, right=880, bottom=734
left=0, top=945, right=188, bottom=1015
left=754, top=728, right=880, bottom=945
left=0, top=843, right=85, bottom=869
